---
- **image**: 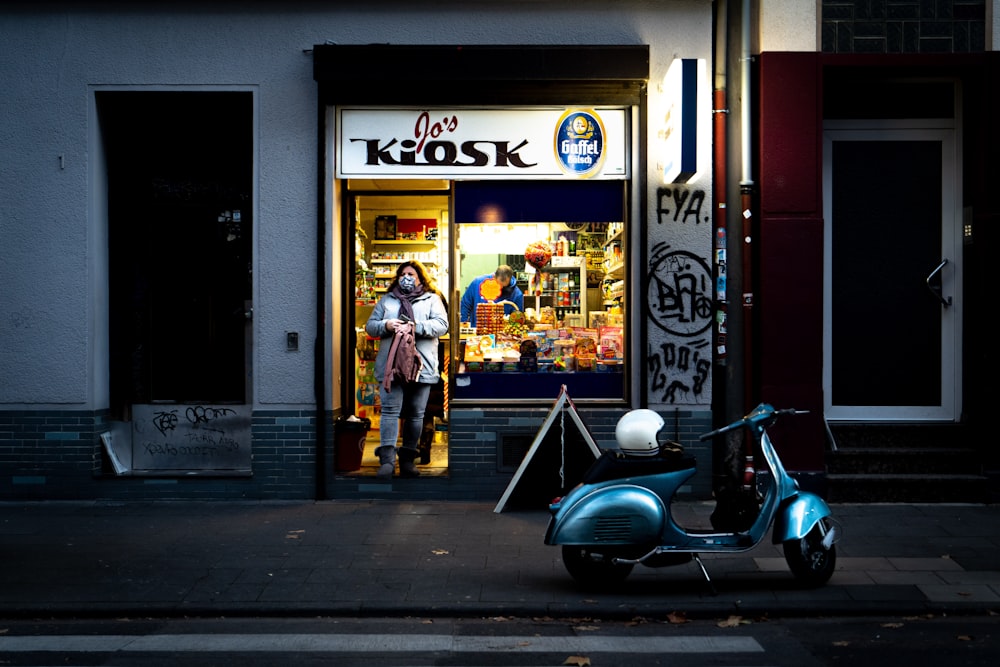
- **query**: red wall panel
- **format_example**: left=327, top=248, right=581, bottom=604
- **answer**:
left=757, top=53, right=825, bottom=473
left=758, top=53, right=821, bottom=216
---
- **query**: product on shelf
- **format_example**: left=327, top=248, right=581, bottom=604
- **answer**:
left=475, top=303, right=505, bottom=334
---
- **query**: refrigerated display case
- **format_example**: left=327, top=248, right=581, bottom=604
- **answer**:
left=525, top=257, right=587, bottom=325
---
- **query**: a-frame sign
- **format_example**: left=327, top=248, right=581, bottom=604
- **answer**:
left=493, top=385, right=604, bottom=513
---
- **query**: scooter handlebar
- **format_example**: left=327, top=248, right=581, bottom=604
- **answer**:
left=698, top=407, right=808, bottom=440
left=699, top=421, right=740, bottom=440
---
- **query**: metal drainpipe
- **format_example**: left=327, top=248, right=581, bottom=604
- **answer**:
left=737, top=0, right=757, bottom=489
left=713, top=1, right=729, bottom=368
left=712, top=0, right=730, bottom=490
left=739, top=0, right=754, bottom=414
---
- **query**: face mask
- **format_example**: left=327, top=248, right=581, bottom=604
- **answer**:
left=399, top=275, right=416, bottom=293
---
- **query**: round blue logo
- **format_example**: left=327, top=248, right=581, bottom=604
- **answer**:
left=553, top=109, right=607, bottom=177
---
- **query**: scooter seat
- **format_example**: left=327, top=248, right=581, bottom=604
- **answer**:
left=583, top=449, right=697, bottom=484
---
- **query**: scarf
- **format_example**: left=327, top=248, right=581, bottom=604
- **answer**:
left=390, top=283, right=425, bottom=323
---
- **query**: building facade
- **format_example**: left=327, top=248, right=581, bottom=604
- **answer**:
left=1, top=1, right=994, bottom=503
left=756, top=1, right=997, bottom=501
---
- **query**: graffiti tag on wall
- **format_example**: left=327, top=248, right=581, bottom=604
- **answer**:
left=131, top=403, right=252, bottom=472
left=646, top=186, right=713, bottom=405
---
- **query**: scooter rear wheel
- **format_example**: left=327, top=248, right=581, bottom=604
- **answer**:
left=782, top=517, right=837, bottom=587
left=561, top=545, right=635, bottom=589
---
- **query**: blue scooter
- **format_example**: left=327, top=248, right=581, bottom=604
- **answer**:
left=544, top=403, right=841, bottom=592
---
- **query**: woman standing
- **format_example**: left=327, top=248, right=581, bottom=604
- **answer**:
left=365, top=261, right=449, bottom=479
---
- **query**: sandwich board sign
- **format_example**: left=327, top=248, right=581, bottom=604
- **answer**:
left=494, top=385, right=603, bottom=513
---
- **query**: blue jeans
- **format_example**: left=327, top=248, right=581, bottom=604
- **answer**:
left=378, top=381, right=432, bottom=453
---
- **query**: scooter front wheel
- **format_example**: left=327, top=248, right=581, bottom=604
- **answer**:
left=782, top=517, right=837, bottom=588
left=561, top=545, right=635, bottom=589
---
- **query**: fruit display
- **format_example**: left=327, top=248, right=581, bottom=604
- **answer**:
left=503, top=310, right=532, bottom=336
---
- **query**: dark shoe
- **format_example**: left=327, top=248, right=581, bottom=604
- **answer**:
left=397, top=448, right=421, bottom=478
left=418, top=425, right=434, bottom=464
left=374, top=446, right=397, bottom=480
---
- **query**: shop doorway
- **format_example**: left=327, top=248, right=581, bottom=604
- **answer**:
left=347, top=188, right=451, bottom=477
left=822, top=123, right=961, bottom=421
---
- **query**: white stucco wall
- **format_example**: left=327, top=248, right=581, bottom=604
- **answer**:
left=994, top=0, right=1000, bottom=50
left=759, top=0, right=818, bottom=52
left=0, top=1, right=714, bottom=412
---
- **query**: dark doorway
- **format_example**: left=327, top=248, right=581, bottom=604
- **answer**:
left=99, top=91, right=253, bottom=418
left=823, top=126, right=958, bottom=421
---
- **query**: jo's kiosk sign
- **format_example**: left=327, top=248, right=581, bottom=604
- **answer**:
left=336, top=108, right=629, bottom=180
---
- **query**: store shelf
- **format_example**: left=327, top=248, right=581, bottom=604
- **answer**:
left=528, top=263, right=587, bottom=322
left=373, top=239, right=436, bottom=246
left=604, top=261, right=625, bottom=278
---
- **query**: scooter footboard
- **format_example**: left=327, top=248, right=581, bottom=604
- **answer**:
left=546, top=485, right=666, bottom=546
left=771, top=492, right=832, bottom=543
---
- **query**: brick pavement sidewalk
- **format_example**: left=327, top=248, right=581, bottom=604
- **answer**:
left=0, top=500, right=997, bottom=619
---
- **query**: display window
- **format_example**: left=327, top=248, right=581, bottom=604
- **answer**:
left=452, top=219, right=625, bottom=400
left=450, top=180, right=627, bottom=401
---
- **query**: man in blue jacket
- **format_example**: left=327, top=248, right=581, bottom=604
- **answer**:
left=460, top=264, right=524, bottom=328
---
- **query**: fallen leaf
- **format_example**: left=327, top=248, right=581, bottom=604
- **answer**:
left=957, top=635, right=974, bottom=641
left=666, top=611, right=689, bottom=624
left=881, top=622, right=904, bottom=628
left=717, top=615, right=750, bottom=628
left=572, top=625, right=600, bottom=632
left=431, top=548, right=449, bottom=555
left=563, top=656, right=591, bottom=666
left=832, top=640, right=850, bottom=647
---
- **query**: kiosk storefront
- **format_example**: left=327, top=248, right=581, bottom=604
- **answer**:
left=314, top=45, right=648, bottom=500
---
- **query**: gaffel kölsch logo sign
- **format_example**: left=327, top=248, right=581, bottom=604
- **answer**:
left=553, top=109, right=607, bottom=177
left=336, top=107, right=628, bottom=180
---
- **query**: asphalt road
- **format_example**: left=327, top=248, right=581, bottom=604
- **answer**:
left=0, top=613, right=997, bottom=666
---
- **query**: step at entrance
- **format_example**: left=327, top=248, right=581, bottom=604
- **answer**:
left=825, top=423, right=988, bottom=503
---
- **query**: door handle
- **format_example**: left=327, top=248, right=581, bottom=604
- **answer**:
left=925, top=259, right=952, bottom=308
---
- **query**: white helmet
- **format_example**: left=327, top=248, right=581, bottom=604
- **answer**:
left=615, top=409, right=664, bottom=457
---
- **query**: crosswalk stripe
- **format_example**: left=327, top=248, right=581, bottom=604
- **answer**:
left=0, top=634, right=764, bottom=654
